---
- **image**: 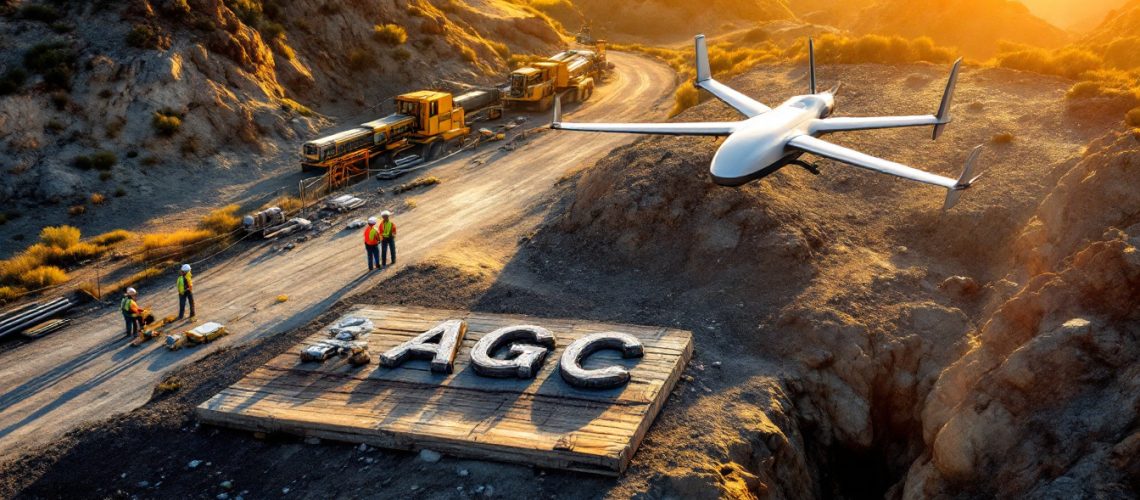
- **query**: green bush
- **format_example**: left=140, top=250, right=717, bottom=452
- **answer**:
left=373, top=24, right=408, bottom=45
left=23, top=42, right=75, bottom=90
left=18, top=4, right=61, bottom=22
left=0, top=68, right=27, bottom=96
left=126, top=24, right=170, bottom=50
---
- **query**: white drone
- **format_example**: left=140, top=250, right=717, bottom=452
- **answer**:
left=552, top=35, right=984, bottom=210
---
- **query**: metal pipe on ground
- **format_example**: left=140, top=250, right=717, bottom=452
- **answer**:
left=0, top=299, right=72, bottom=338
left=0, top=298, right=68, bottom=333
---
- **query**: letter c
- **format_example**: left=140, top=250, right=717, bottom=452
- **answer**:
left=559, top=332, right=644, bottom=389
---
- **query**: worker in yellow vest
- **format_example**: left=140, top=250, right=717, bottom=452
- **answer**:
left=380, top=210, right=397, bottom=267
left=363, top=217, right=382, bottom=271
left=176, top=263, right=196, bottom=320
left=120, top=287, right=143, bottom=338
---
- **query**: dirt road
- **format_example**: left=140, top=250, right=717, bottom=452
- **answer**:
left=0, top=52, right=676, bottom=461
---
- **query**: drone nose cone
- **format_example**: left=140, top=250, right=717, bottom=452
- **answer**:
left=710, top=135, right=767, bottom=186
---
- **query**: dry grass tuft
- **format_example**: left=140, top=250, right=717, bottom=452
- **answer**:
left=271, top=195, right=303, bottom=214
left=394, top=176, right=441, bottom=194
left=199, top=204, right=241, bottom=234
left=142, top=229, right=214, bottom=252
left=373, top=23, right=408, bottom=45
left=18, top=266, right=68, bottom=289
left=90, top=229, right=132, bottom=246
left=90, top=192, right=106, bottom=205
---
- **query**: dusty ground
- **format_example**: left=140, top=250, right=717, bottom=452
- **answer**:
left=3, top=56, right=1137, bottom=498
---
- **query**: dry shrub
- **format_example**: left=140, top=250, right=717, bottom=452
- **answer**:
left=670, top=83, right=700, bottom=117
left=90, top=229, right=132, bottom=246
left=142, top=229, right=214, bottom=252
left=992, top=132, right=1015, bottom=144
left=68, top=205, right=86, bottom=216
left=459, top=45, right=478, bottom=63
left=806, top=34, right=955, bottom=65
left=18, top=266, right=68, bottom=289
left=0, top=286, right=22, bottom=303
left=1127, top=107, right=1140, bottom=126
left=90, top=193, right=106, bottom=205
left=152, top=110, right=182, bottom=136
left=271, top=195, right=303, bottom=213
left=373, top=23, right=407, bottom=45
left=347, top=49, right=374, bottom=72
left=199, top=204, right=241, bottom=234
left=41, top=225, right=81, bottom=249
left=996, top=42, right=1104, bottom=79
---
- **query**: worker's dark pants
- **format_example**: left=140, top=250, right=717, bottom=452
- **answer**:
left=365, top=244, right=380, bottom=270
left=123, top=312, right=141, bottom=337
left=178, top=291, right=195, bottom=319
left=381, top=238, right=396, bottom=265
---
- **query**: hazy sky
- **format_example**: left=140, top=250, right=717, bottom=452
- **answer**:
left=1019, top=0, right=1129, bottom=29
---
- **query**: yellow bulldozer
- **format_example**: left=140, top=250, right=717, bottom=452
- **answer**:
left=503, top=41, right=608, bottom=112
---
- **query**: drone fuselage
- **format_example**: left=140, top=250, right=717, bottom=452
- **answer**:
left=710, top=94, right=834, bottom=186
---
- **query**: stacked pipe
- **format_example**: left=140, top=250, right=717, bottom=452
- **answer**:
left=0, top=298, right=72, bottom=339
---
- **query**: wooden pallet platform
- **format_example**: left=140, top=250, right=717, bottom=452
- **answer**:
left=196, top=305, right=693, bottom=475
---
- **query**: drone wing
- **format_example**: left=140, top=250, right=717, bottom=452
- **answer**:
left=551, top=97, right=738, bottom=136
left=786, top=134, right=983, bottom=210
left=811, top=58, right=963, bottom=140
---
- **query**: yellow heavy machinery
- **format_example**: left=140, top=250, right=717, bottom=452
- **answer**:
left=301, top=89, right=502, bottom=174
left=504, top=41, right=608, bottom=112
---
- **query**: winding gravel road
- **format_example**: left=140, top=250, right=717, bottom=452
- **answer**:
left=0, top=51, right=676, bottom=460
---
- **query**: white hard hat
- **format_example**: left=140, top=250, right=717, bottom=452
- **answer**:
left=126, top=287, right=137, bottom=296
left=181, top=264, right=191, bottom=272
left=367, top=217, right=377, bottom=225
left=381, top=210, right=391, bottom=217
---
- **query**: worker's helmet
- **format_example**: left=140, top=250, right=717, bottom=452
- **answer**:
left=126, top=287, right=137, bottom=296
left=367, top=217, right=377, bottom=225
left=181, top=264, right=191, bottom=273
left=381, top=210, right=392, bottom=218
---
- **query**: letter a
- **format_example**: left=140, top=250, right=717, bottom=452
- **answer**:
left=379, top=319, right=467, bottom=373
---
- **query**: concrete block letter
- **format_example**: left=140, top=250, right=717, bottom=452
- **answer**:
left=471, top=325, right=556, bottom=378
left=559, top=332, right=644, bottom=389
left=379, top=319, right=467, bottom=373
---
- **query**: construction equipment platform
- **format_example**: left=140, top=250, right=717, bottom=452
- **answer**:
left=196, top=305, right=692, bottom=475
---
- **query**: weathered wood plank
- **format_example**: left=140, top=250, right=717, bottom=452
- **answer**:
left=196, top=306, right=691, bottom=475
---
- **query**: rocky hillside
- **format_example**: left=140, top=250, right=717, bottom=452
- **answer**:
left=528, top=60, right=1135, bottom=496
left=0, top=0, right=562, bottom=245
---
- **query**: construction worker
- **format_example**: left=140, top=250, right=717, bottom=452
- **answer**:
left=363, top=216, right=381, bottom=271
left=380, top=210, right=397, bottom=267
left=120, top=287, right=143, bottom=338
left=176, top=263, right=196, bottom=320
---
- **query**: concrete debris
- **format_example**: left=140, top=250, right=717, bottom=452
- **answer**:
left=188, top=460, right=202, bottom=469
left=220, top=480, right=233, bottom=489
left=326, top=195, right=365, bottom=212
left=346, top=220, right=366, bottom=230
left=358, top=443, right=368, bottom=452
left=419, top=449, right=442, bottom=463
left=264, top=218, right=311, bottom=240
left=328, top=317, right=373, bottom=340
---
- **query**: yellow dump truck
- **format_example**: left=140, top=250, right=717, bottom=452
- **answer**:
left=504, top=41, right=608, bottom=111
left=301, top=89, right=502, bottom=173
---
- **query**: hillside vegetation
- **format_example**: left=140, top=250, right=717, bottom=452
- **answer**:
left=522, top=0, right=795, bottom=42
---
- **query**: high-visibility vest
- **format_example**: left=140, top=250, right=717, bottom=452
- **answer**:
left=177, top=272, right=193, bottom=295
left=382, top=221, right=395, bottom=238
left=363, top=224, right=381, bottom=245
left=121, top=296, right=140, bottom=317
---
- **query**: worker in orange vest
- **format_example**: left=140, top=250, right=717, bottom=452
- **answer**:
left=363, top=216, right=382, bottom=271
left=380, top=210, right=397, bottom=267
left=120, top=287, right=143, bottom=338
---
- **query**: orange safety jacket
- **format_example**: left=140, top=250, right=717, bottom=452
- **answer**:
left=363, top=224, right=381, bottom=245
left=381, top=220, right=396, bottom=239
